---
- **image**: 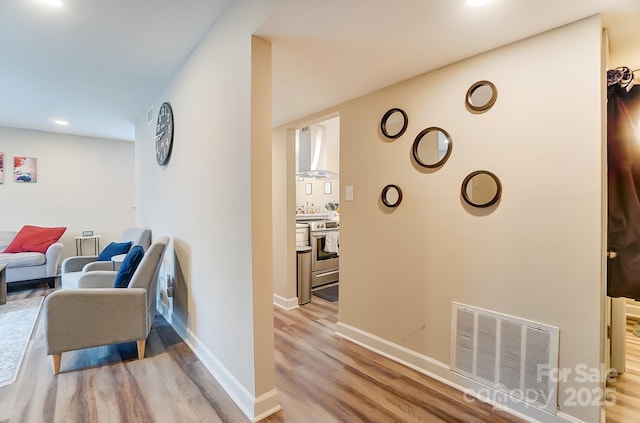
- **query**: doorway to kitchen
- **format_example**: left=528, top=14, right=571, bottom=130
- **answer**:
left=294, top=115, right=340, bottom=305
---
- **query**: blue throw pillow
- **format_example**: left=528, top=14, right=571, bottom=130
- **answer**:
left=96, top=241, right=132, bottom=261
left=113, top=245, right=144, bottom=288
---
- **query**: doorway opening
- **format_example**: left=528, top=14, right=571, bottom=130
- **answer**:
left=294, top=115, right=340, bottom=305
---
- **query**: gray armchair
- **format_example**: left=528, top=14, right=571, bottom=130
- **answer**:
left=44, top=236, right=169, bottom=374
left=61, top=227, right=152, bottom=289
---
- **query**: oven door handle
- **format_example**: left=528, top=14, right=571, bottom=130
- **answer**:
left=315, top=270, right=339, bottom=278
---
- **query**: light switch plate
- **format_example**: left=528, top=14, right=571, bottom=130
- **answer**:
left=345, top=185, right=354, bottom=201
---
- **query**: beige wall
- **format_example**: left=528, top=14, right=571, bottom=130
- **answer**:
left=272, top=127, right=297, bottom=304
left=133, top=0, right=283, bottom=420
left=0, top=126, right=135, bottom=259
left=339, top=17, right=604, bottom=423
left=274, top=15, right=605, bottom=423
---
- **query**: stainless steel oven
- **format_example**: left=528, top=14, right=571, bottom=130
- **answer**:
left=308, top=220, right=339, bottom=288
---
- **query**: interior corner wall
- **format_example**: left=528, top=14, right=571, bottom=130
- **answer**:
left=332, top=16, right=603, bottom=423
left=272, top=126, right=298, bottom=306
left=0, top=126, right=135, bottom=259
left=133, top=0, right=283, bottom=420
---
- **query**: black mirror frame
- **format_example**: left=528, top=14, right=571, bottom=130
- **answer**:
left=465, top=80, right=498, bottom=113
left=461, top=170, right=502, bottom=208
left=381, top=184, right=403, bottom=208
left=380, top=108, right=408, bottom=139
left=412, top=127, right=452, bottom=169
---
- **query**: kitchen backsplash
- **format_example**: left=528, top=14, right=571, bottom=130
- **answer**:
left=296, top=178, right=339, bottom=215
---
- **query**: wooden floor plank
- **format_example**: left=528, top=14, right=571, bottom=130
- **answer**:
left=1, top=281, right=526, bottom=423
left=607, top=318, right=640, bottom=422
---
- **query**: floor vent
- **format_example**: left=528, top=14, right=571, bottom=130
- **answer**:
left=451, top=302, right=559, bottom=414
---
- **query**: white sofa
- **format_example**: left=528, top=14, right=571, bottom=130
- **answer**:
left=0, top=230, right=64, bottom=288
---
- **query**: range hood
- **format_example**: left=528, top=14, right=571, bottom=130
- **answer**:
left=296, top=124, right=339, bottom=179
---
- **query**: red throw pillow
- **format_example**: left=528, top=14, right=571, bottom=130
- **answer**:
left=3, top=225, right=66, bottom=254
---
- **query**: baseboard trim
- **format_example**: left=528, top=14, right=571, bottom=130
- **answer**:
left=252, top=389, right=282, bottom=422
left=273, top=293, right=299, bottom=310
left=626, top=302, right=640, bottom=320
left=182, top=326, right=280, bottom=422
left=335, top=322, right=591, bottom=423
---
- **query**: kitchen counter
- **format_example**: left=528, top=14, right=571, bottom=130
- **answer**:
left=296, top=213, right=329, bottom=221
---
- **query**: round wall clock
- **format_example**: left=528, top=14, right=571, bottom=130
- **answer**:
left=155, top=102, right=174, bottom=165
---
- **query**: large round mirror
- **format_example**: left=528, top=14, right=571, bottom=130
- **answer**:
left=465, top=80, right=497, bottom=113
left=380, top=108, right=408, bottom=139
left=412, top=127, right=452, bottom=168
left=381, top=184, right=403, bottom=208
left=461, top=170, right=502, bottom=208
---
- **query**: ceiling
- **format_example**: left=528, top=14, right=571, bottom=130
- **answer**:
left=0, top=0, right=638, bottom=142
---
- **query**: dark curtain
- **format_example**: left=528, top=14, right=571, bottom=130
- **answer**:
left=607, top=67, right=640, bottom=299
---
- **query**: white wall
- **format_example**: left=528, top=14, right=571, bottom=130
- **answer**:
left=0, top=126, right=135, bottom=259
left=274, top=16, right=605, bottom=423
left=295, top=116, right=340, bottom=214
left=134, top=0, right=283, bottom=420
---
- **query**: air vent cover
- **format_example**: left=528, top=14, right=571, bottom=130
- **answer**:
left=451, top=302, right=559, bottom=414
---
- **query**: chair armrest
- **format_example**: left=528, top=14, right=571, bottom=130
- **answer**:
left=45, top=242, right=64, bottom=276
left=77, top=271, right=118, bottom=288
left=83, top=261, right=114, bottom=272
left=44, top=288, right=147, bottom=355
left=62, top=255, right=98, bottom=273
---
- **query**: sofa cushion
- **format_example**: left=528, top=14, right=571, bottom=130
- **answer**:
left=113, top=245, right=144, bottom=288
left=0, top=252, right=46, bottom=268
left=96, top=241, right=132, bottom=261
left=3, top=225, right=66, bottom=254
left=61, top=271, right=82, bottom=289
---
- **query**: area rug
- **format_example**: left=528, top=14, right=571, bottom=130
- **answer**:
left=0, top=296, right=43, bottom=387
left=312, top=285, right=339, bottom=302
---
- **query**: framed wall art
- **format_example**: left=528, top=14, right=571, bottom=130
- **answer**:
left=14, top=156, right=37, bottom=183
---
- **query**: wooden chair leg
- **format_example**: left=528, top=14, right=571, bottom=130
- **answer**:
left=51, top=353, right=61, bottom=375
left=137, top=340, right=146, bottom=359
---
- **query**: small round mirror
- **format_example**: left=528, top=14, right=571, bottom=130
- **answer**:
left=381, top=184, right=403, bottom=208
left=461, top=170, right=502, bottom=208
left=412, top=127, right=452, bottom=168
left=465, top=80, right=497, bottom=113
left=380, top=108, right=408, bottom=139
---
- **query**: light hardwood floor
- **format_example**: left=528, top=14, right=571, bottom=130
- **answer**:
left=606, top=319, right=640, bottom=423
left=1, top=281, right=525, bottom=423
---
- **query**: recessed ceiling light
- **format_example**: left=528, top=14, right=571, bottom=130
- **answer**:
left=467, top=0, right=494, bottom=6
left=38, top=0, right=63, bottom=7
left=54, top=120, right=68, bottom=126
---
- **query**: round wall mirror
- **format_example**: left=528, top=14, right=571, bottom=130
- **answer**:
left=381, top=184, right=403, bottom=208
left=380, top=108, right=408, bottom=139
left=465, top=80, right=497, bottom=113
left=412, top=127, right=452, bottom=168
left=461, top=170, right=502, bottom=208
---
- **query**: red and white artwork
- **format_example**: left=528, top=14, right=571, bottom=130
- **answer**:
left=13, top=156, right=37, bottom=183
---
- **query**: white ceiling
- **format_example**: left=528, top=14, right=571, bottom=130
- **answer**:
left=0, top=0, right=639, bottom=141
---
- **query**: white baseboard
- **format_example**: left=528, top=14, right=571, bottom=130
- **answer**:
left=182, top=326, right=281, bottom=422
left=626, top=302, right=640, bottom=320
left=252, top=390, right=282, bottom=422
left=273, top=293, right=299, bottom=310
left=335, top=322, right=591, bottom=423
